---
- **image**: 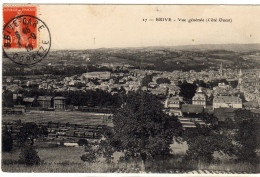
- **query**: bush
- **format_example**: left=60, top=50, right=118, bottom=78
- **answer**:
left=19, top=145, right=41, bottom=166
left=78, top=139, right=88, bottom=146
left=2, top=128, right=13, bottom=152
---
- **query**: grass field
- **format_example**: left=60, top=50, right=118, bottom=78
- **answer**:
left=2, top=145, right=259, bottom=173
left=2, top=111, right=113, bottom=125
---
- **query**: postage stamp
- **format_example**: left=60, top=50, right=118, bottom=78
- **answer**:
left=3, top=6, right=51, bottom=65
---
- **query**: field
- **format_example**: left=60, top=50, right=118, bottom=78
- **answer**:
left=2, top=111, right=113, bottom=125
left=2, top=145, right=259, bottom=173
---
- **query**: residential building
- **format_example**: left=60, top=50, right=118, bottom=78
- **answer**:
left=54, top=96, right=66, bottom=109
left=37, top=96, right=52, bottom=109
left=213, top=96, right=242, bottom=109
left=164, top=96, right=180, bottom=109
left=192, top=87, right=206, bottom=108
left=82, top=71, right=111, bottom=80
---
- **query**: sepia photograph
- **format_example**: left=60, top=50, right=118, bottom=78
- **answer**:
left=1, top=4, right=260, bottom=174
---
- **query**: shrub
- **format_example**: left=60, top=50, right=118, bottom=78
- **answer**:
left=78, top=139, right=88, bottom=146
left=19, top=145, right=41, bottom=166
left=2, top=128, right=13, bottom=152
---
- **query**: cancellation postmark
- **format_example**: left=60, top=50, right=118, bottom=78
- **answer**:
left=3, top=7, right=51, bottom=65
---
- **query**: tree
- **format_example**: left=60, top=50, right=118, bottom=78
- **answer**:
left=183, top=125, right=235, bottom=164
left=178, top=81, right=197, bottom=102
left=78, top=139, right=89, bottom=146
left=103, top=91, right=183, bottom=170
left=156, top=78, right=171, bottom=85
left=234, top=109, right=259, bottom=164
left=2, top=127, right=13, bottom=152
left=80, top=143, right=99, bottom=164
left=17, top=122, right=41, bottom=146
left=141, top=74, right=154, bottom=87
left=3, top=90, right=14, bottom=107
left=19, top=145, right=41, bottom=166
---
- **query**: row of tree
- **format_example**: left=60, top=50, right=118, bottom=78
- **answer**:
left=80, top=91, right=259, bottom=170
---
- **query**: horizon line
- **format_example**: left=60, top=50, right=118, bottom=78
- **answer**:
left=49, top=42, right=260, bottom=51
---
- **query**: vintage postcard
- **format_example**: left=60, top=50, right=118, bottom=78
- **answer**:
left=1, top=4, right=260, bottom=174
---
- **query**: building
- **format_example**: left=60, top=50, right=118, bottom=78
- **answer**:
left=37, top=96, right=52, bottom=109
left=237, top=69, right=243, bottom=91
left=83, top=71, right=111, bottom=80
left=164, top=96, right=180, bottom=109
left=192, top=87, right=206, bottom=108
left=213, top=96, right=242, bottom=109
left=3, top=105, right=25, bottom=114
left=181, top=104, right=204, bottom=117
left=22, top=97, right=37, bottom=107
left=54, top=96, right=66, bottom=109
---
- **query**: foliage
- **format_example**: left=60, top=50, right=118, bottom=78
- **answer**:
left=2, top=127, right=13, bottom=152
left=19, top=145, right=41, bottom=166
left=106, top=91, right=183, bottom=163
left=78, top=139, right=89, bottom=146
left=200, top=112, right=218, bottom=126
left=2, top=90, right=14, bottom=107
left=141, top=74, right=154, bottom=87
left=178, top=81, right=197, bottom=102
left=80, top=144, right=98, bottom=163
left=193, top=79, right=207, bottom=88
left=183, top=125, right=235, bottom=164
left=234, top=109, right=259, bottom=164
left=156, top=78, right=171, bottom=85
left=16, top=122, right=47, bottom=146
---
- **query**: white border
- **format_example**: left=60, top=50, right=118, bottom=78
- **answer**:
left=1, top=1, right=260, bottom=177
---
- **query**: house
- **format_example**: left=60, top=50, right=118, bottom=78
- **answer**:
left=13, top=105, right=26, bottom=114
left=83, top=71, right=111, bottom=80
left=164, top=96, right=180, bottom=109
left=37, top=96, right=52, bottom=109
left=192, top=87, right=206, bottom=108
left=22, top=97, right=37, bottom=107
left=181, top=104, right=204, bottom=118
left=213, top=96, right=242, bottom=109
left=54, top=96, right=66, bottom=110
left=164, top=109, right=183, bottom=117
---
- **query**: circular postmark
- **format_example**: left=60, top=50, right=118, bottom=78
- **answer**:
left=3, top=15, right=51, bottom=65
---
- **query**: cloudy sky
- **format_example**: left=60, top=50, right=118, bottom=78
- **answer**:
left=37, top=5, right=260, bottom=49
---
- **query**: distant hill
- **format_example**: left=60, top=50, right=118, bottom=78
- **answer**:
left=167, top=43, right=260, bottom=52
left=123, top=43, right=260, bottom=53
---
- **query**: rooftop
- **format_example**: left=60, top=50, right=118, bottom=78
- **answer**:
left=213, top=96, right=241, bottom=103
left=181, top=104, right=204, bottom=114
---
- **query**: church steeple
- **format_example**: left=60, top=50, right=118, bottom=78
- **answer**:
left=239, top=68, right=243, bottom=77
left=238, top=69, right=243, bottom=91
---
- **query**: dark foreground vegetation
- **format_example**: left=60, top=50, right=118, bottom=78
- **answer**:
left=2, top=91, right=260, bottom=173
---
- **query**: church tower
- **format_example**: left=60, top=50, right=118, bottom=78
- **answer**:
left=219, top=62, right=223, bottom=77
left=238, top=69, right=243, bottom=85
left=238, top=69, right=243, bottom=91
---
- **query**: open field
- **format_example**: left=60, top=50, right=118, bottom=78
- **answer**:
left=2, top=146, right=259, bottom=173
left=2, top=111, right=112, bottom=125
left=3, top=141, right=259, bottom=173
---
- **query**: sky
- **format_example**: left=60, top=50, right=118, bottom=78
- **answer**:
left=36, top=5, right=260, bottom=49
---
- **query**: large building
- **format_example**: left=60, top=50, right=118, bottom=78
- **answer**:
left=37, top=96, right=52, bottom=109
left=83, top=71, right=111, bottom=80
left=192, top=87, right=206, bottom=108
left=54, top=96, right=66, bottom=109
left=213, top=96, right=242, bottom=109
left=164, top=96, right=180, bottom=109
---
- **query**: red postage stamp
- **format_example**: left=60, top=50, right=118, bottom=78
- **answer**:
left=3, top=5, right=51, bottom=65
left=3, top=6, right=37, bottom=49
